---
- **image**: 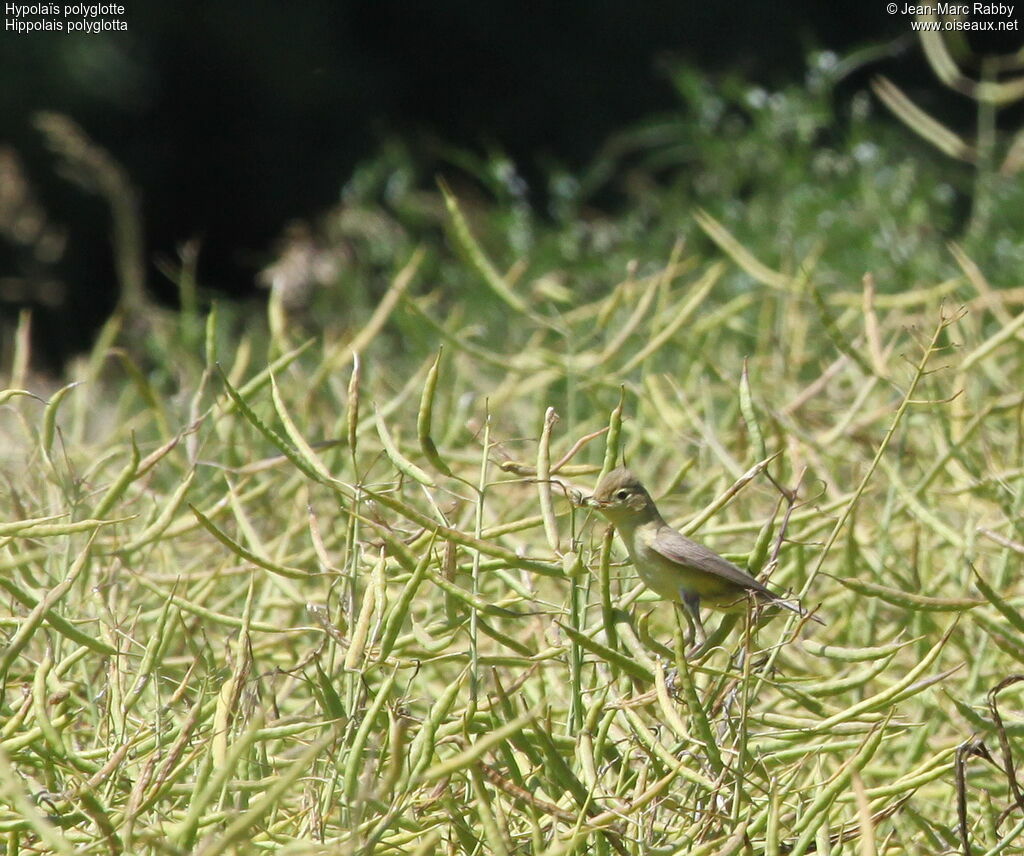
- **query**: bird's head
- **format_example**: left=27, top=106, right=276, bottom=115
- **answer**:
left=585, top=467, right=659, bottom=525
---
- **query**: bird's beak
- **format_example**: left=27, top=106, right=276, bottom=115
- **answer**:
left=583, top=495, right=602, bottom=508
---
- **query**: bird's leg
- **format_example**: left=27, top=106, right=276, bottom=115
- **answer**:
left=680, top=592, right=707, bottom=658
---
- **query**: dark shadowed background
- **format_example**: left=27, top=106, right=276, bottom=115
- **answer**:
left=1, top=2, right=1018, bottom=366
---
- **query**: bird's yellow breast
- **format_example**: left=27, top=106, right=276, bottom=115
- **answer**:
left=626, top=524, right=749, bottom=609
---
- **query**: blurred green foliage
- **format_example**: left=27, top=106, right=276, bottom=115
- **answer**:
left=297, top=56, right=1024, bottom=346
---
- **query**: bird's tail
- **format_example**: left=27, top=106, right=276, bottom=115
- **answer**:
left=770, top=595, right=826, bottom=626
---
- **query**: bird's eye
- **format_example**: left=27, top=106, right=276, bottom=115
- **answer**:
left=615, top=489, right=631, bottom=501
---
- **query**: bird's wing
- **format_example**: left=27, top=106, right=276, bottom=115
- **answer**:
left=650, top=525, right=822, bottom=622
left=650, top=525, right=779, bottom=598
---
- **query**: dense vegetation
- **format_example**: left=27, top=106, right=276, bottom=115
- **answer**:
left=3, top=56, right=1024, bottom=854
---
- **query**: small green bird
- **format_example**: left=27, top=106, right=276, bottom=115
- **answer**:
left=587, top=467, right=820, bottom=651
